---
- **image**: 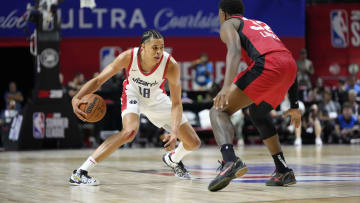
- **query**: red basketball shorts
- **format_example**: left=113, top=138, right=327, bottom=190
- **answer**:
left=234, top=51, right=297, bottom=109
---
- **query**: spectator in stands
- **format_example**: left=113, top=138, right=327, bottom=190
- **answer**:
left=4, top=81, right=23, bottom=111
left=300, top=104, right=323, bottom=146
left=319, top=89, right=341, bottom=143
left=320, top=89, right=341, bottom=120
left=0, top=100, right=19, bottom=125
left=345, top=75, right=360, bottom=96
left=335, top=102, right=360, bottom=144
left=190, top=53, right=213, bottom=91
left=334, top=78, right=348, bottom=106
left=305, top=78, right=324, bottom=103
left=347, top=89, right=360, bottom=118
left=296, top=49, right=314, bottom=91
left=67, top=72, right=86, bottom=98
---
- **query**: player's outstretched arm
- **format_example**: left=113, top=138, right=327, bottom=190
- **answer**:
left=72, top=49, right=132, bottom=120
left=165, top=56, right=183, bottom=137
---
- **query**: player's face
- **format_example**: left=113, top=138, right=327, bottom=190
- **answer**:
left=219, top=9, right=226, bottom=25
left=142, top=38, right=164, bottom=63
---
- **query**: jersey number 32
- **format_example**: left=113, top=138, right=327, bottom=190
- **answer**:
left=246, top=18, right=280, bottom=41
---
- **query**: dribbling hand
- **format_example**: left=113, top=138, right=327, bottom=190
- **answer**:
left=162, top=134, right=177, bottom=152
left=283, top=108, right=301, bottom=128
left=72, top=97, right=88, bottom=121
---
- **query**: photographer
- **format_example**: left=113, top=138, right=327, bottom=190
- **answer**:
left=190, top=53, right=213, bottom=91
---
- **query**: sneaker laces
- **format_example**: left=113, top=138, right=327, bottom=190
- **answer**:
left=174, top=161, right=189, bottom=175
left=216, top=160, right=226, bottom=172
left=79, top=170, right=92, bottom=179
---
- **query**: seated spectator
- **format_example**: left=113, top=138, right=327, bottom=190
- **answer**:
left=347, top=89, right=360, bottom=118
left=334, top=78, right=347, bottom=106
left=190, top=53, right=213, bottom=91
left=335, top=102, right=360, bottom=144
left=305, top=78, right=324, bottom=103
left=320, top=89, right=341, bottom=120
left=319, top=89, right=341, bottom=143
left=299, top=104, right=323, bottom=146
left=4, top=81, right=23, bottom=111
left=345, top=75, right=360, bottom=96
left=67, top=72, right=86, bottom=98
left=0, top=100, right=19, bottom=125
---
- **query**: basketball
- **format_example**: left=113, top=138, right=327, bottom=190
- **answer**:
left=79, top=94, right=106, bottom=122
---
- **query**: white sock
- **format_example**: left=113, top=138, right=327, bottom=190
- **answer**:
left=170, top=142, right=192, bottom=163
left=78, top=156, right=97, bottom=172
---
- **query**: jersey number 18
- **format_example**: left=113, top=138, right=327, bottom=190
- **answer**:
left=138, top=86, right=150, bottom=98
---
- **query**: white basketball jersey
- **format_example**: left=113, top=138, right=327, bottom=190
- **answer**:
left=124, top=47, right=170, bottom=100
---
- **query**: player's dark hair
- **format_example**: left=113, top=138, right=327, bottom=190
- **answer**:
left=219, top=0, right=244, bottom=15
left=140, top=29, right=163, bottom=45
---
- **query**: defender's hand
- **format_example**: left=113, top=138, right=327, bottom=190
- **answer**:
left=72, top=97, right=88, bottom=121
left=162, top=134, right=177, bottom=152
left=213, top=88, right=230, bottom=110
left=283, top=108, right=301, bottom=128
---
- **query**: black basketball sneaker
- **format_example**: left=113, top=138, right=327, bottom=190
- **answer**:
left=266, top=169, right=296, bottom=186
left=208, top=158, right=248, bottom=192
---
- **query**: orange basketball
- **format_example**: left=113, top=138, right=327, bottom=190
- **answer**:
left=79, top=94, right=106, bottom=122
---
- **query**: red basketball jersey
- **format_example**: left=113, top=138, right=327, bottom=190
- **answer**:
left=232, top=16, right=290, bottom=64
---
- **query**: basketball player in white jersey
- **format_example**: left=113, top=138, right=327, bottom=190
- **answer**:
left=69, top=30, right=201, bottom=185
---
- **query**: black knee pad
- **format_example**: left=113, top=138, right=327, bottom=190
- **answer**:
left=249, top=103, right=277, bottom=140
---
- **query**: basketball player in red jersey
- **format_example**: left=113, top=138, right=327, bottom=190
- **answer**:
left=208, top=0, right=301, bottom=191
left=69, top=30, right=201, bottom=185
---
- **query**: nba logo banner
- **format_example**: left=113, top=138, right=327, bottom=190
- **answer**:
left=100, top=47, right=122, bottom=72
left=33, top=112, right=45, bottom=139
left=330, top=10, right=349, bottom=48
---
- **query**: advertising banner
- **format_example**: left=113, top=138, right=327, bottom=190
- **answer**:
left=1, top=0, right=305, bottom=90
left=307, top=4, right=360, bottom=84
left=1, top=0, right=304, bottom=38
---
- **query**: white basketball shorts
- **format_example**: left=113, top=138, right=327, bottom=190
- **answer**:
left=121, top=89, right=188, bottom=132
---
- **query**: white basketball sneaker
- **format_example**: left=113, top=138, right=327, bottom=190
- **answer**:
left=162, top=152, right=191, bottom=179
left=69, top=169, right=99, bottom=186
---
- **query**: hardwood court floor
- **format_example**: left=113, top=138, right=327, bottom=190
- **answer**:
left=0, top=145, right=359, bottom=203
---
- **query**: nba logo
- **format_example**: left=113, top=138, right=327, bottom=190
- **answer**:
left=33, top=112, right=45, bottom=139
left=100, top=47, right=122, bottom=72
left=330, top=10, right=349, bottom=48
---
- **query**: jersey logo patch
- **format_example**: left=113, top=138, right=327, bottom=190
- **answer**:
left=129, top=100, right=138, bottom=104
